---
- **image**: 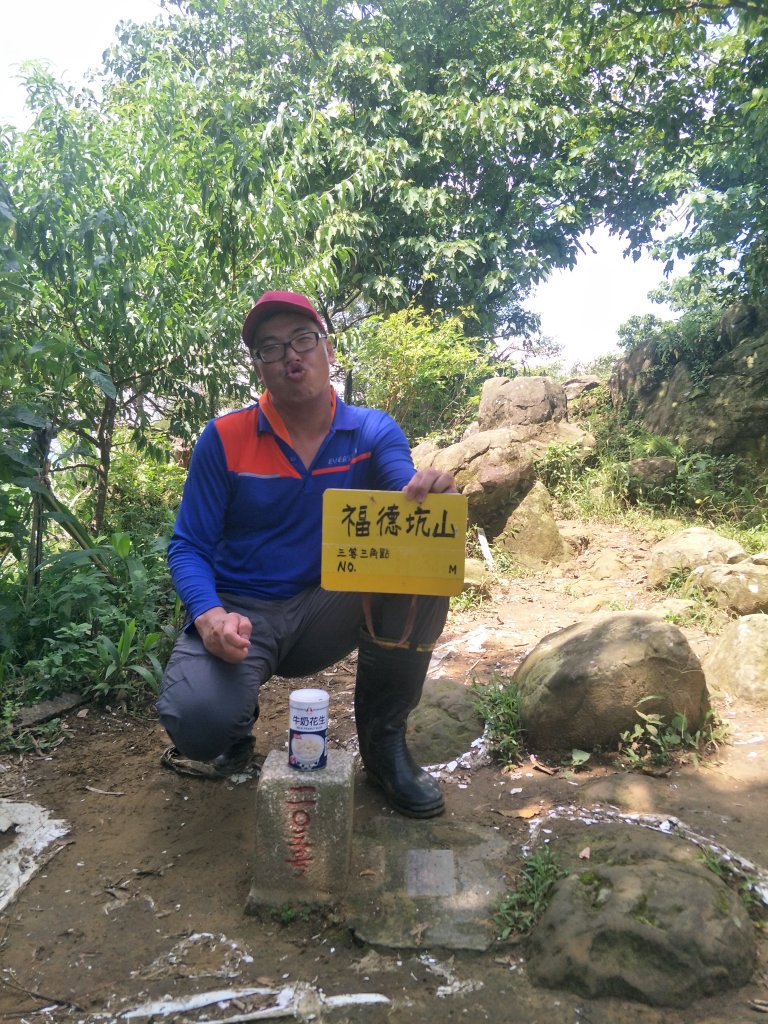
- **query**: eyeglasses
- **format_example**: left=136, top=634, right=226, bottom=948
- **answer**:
left=253, top=331, right=326, bottom=363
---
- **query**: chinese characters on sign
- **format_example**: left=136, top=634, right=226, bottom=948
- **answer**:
left=321, top=490, right=467, bottom=596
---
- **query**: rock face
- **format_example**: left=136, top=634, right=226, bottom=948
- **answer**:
left=609, top=303, right=768, bottom=457
left=703, top=614, right=768, bottom=704
left=498, top=481, right=567, bottom=566
left=647, top=526, right=747, bottom=587
left=527, top=825, right=756, bottom=1008
left=513, top=612, right=709, bottom=751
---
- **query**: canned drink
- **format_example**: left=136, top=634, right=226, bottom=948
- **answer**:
left=288, top=688, right=329, bottom=771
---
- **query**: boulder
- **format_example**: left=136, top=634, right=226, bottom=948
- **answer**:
left=413, top=427, right=536, bottom=536
left=497, top=481, right=566, bottom=566
left=478, top=375, right=566, bottom=430
left=626, top=456, right=677, bottom=495
left=702, top=614, right=768, bottom=704
left=693, top=560, right=768, bottom=615
left=407, top=676, right=484, bottom=765
left=647, top=527, right=747, bottom=587
left=527, top=825, right=756, bottom=1007
left=410, top=437, right=441, bottom=466
left=562, top=376, right=603, bottom=403
left=513, top=612, right=709, bottom=751
left=413, top=419, right=594, bottom=538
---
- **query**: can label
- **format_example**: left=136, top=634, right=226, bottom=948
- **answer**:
left=288, top=688, right=329, bottom=771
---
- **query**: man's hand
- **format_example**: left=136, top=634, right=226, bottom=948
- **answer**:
left=194, top=606, right=252, bottom=663
left=402, top=466, right=458, bottom=501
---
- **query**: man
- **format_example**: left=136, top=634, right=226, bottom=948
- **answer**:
left=158, top=290, right=458, bottom=818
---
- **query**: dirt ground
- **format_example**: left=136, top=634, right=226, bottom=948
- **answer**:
left=1, top=518, right=767, bottom=1024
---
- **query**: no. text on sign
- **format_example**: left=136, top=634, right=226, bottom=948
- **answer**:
left=321, top=489, right=468, bottom=596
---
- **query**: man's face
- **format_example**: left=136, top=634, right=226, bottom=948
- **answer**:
left=251, top=311, right=335, bottom=406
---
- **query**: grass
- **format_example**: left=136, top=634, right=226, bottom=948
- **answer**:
left=495, top=847, right=567, bottom=939
left=471, top=674, right=525, bottom=766
left=533, top=415, right=768, bottom=551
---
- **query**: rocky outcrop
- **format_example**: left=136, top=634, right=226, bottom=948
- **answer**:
left=703, top=614, right=768, bottom=704
left=413, top=376, right=593, bottom=537
left=527, top=825, right=756, bottom=1007
left=478, top=375, right=566, bottom=429
left=513, top=612, right=709, bottom=751
left=610, top=303, right=768, bottom=457
left=413, top=426, right=537, bottom=536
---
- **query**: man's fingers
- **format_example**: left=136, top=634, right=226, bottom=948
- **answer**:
left=224, top=616, right=251, bottom=649
left=403, top=468, right=458, bottom=500
left=235, top=615, right=253, bottom=640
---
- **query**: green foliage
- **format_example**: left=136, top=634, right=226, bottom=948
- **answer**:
left=618, top=700, right=729, bottom=769
left=92, top=617, right=165, bottom=700
left=654, top=12, right=768, bottom=305
left=0, top=715, right=67, bottom=756
left=347, top=305, right=493, bottom=442
left=0, top=439, right=183, bottom=708
left=535, top=442, right=593, bottom=500
left=471, top=675, right=525, bottom=767
left=450, top=587, right=486, bottom=613
left=6, top=530, right=178, bottom=707
left=569, top=352, right=620, bottom=379
left=659, top=575, right=725, bottom=634
left=617, top=304, right=732, bottom=385
left=495, top=847, right=566, bottom=940
left=536, top=399, right=768, bottom=537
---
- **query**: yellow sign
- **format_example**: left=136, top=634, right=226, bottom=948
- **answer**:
left=321, top=489, right=467, bottom=596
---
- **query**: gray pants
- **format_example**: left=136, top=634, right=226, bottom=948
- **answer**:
left=157, top=588, right=448, bottom=761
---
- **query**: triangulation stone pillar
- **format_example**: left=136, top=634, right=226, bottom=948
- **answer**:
left=246, top=749, right=355, bottom=911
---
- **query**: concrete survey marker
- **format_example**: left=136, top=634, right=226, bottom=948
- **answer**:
left=345, top=817, right=509, bottom=951
left=247, top=749, right=355, bottom=911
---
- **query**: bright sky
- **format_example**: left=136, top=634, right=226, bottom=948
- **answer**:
left=2, top=0, right=681, bottom=370
left=526, top=227, right=678, bottom=370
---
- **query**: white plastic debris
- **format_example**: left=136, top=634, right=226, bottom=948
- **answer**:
left=0, top=800, right=70, bottom=913
left=114, top=982, right=389, bottom=1022
left=524, top=803, right=768, bottom=909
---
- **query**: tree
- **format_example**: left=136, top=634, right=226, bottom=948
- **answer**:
left=347, top=305, right=493, bottom=441
left=96, top=0, right=725, bottom=342
left=582, top=2, right=768, bottom=307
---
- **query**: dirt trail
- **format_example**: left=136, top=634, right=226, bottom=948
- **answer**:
left=1, top=519, right=767, bottom=1023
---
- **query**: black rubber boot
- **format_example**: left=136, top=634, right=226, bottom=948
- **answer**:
left=354, top=633, right=445, bottom=818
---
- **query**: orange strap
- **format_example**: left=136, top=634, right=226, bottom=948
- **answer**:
left=361, top=594, right=419, bottom=649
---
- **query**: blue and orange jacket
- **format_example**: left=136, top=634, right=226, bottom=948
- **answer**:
left=167, top=390, right=416, bottom=621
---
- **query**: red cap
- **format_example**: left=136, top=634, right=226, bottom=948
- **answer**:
left=242, top=290, right=326, bottom=349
